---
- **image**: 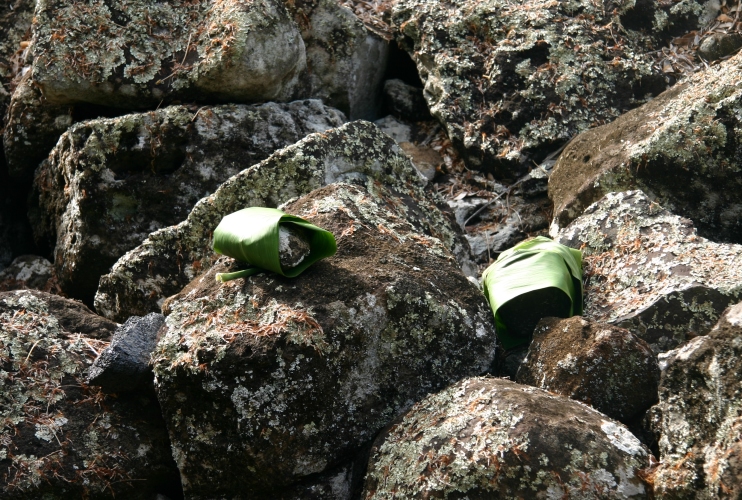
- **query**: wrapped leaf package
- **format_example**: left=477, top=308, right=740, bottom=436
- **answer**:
left=212, top=207, right=337, bottom=282
left=482, top=236, right=582, bottom=349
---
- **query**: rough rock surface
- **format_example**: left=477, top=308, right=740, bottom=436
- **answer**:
left=391, top=0, right=707, bottom=178
left=287, top=0, right=389, bottom=120
left=516, top=316, right=659, bottom=423
left=0, top=0, right=34, bottom=108
left=4, top=72, right=73, bottom=183
left=30, top=100, right=345, bottom=304
left=649, top=301, right=742, bottom=498
left=95, top=120, right=474, bottom=322
left=549, top=50, right=742, bottom=244
left=87, top=312, right=165, bottom=393
left=0, top=255, right=54, bottom=292
left=153, top=182, right=496, bottom=498
left=556, top=190, right=742, bottom=352
left=363, top=377, right=651, bottom=499
left=0, top=290, right=180, bottom=498
left=4, top=289, right=118, bottom=341
left=32, top=0, right=306, bottom=108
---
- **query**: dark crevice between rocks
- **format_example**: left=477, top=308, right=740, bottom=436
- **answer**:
left=279, top=437, right=375, bottom=499
left=0, top=154, right=37, bottom=268
left=627, top=408, right=661, bottom=459
left=383, top=41, right=424, bottom=88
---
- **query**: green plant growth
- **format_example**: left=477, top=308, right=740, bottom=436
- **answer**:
left=213, top=207, right=337, bottom=282
left=482, top=236, right=583, bottom=349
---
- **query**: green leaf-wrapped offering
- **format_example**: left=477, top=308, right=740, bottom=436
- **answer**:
left=212, top=207, right=337, bottom=282
left=482, top=236, right=582, bottom=349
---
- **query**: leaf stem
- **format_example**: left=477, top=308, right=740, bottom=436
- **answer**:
left=215, top=266, right=263, bottom=283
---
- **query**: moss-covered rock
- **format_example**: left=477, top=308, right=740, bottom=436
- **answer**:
left=31, top=0, right=306, bottom=108
left=363, top=376, right=650, bottom=499
left=556, top=190, right=742, bottom=353
left=153, top=182, right=496, bottom=498
left=549, top=50, right=742, bottom=244
left=0, top=290, right=180, bottom=498
left=95, top=120, right=474, bottom=322
left=391, top=0, right=708, bottom=179
left=516, top=316, right=659, bottom=423
left=30, top=100, right=345, bottom=305
left=648, top=301, right=742, bottom=498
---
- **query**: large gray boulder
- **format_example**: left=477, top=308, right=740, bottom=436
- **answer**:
left=95, top=120, right=474, bottom=322
left=153, top=181, right=496, bottom=498
left=390, top=0, right=706, bottom=179
left=0, top=290, right=180, bottom=498
left=363, top=377, right=651, bottom=498
left=30, top=100, right=345, bottom=304
left=549, top=50, right=742, bottom=244
left=516, top=316, right=659, bottom=423
left=556, top=190, right=742, bottom=353
left=32, top=0, right=306, bottom=108
left=29, top=0, right=388, bottom=119
left=649, top=301, right=742, bottom=498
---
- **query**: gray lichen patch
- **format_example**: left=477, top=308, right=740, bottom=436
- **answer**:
left=152, top=182, right=496, bottom=498
left=362, top=377, right=649, bottom=499
left=32, top=0, right=306, bottom=107
left=516, top=316, right=659, bottom=423
left=557, top=190, right=742, bottom=352
left=29, top=100, right=344, bottom=305
left=0, top=290, right=179, bottom=498
left=549, top=49, right=742, bottom=244
left=390, top=0, right=703, bottom=179
left=95, top=120, right=472, bottom=322
left=648, top=301, right=742, bottom=498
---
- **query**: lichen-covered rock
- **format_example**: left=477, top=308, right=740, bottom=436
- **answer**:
left=0, top=290, right=180, bottom=498
left=549, top=50, right=742, bottom=243
left=4, top=72, right=73, bottom=182
left=556, top=190, right=742, bottom=353
left=363, top=377, right=651, bottom=499
left=30, top=100, right=345, bottom=304
left=95, top=120, right=474, bottom=322
left=287, top=0, right=389, bottom=119
left=3, top=289, right=118, bottom=340
left=31, top=0, right=306, bottom=108
left=516, top=316, right=659, bottom=423
left=153, top=182, right=496, bottom=498
left=0, top=255, right=54, bottom=292
left=648, top=301, right=742, bottom=498
left=391, top=0, right=709, bottom=178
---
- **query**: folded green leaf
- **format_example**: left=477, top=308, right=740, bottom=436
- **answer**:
left=213, top=207, right=337, bottom=282
left=482, top=236, right=582, bottom=349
